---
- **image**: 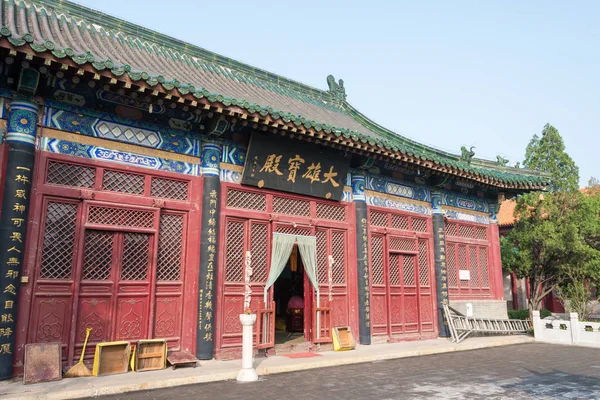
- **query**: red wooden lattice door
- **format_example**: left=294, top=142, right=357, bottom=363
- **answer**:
left=370, top=234, right=435, bottom=338
left=75, top=203, right=159, bottom=357
left=21, top=154, right=197, bottom=368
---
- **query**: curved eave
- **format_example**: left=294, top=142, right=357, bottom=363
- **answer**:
left=0, top=33, right=549, bottom=191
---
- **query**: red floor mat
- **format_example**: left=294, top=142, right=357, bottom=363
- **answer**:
left=280, top=352, right=322, bottom=359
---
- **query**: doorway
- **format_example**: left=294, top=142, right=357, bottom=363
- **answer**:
left=273, top=246, right=306, bottom=345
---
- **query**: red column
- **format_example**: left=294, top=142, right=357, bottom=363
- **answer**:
left=489, top=222, right=504, bottom=300
left=511, top=271, right=519, bottom=310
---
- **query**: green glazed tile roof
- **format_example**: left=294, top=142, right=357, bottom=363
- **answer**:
left=0, top=0, right=549, bottom=189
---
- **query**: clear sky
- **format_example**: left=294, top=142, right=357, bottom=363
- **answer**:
left=74, top=0, right=598, bottom=188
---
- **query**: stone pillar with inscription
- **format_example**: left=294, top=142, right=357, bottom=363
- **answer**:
left=352, top=173, right=371, bottom=345
left=432, top=192, right=451, bottom=337
left=196, top=141, right=221, bottom=360
left=0, top=100, right=39, bottom=379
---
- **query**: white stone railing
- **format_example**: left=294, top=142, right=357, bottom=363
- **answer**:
left=532, top=310, right=600, bottom=347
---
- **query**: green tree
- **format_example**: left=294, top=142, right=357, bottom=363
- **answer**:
left=588, top=176, right=600, bottom=189
left=524, top=124, right=579, bottom=192
left=501, top=191, right=600, bottom=319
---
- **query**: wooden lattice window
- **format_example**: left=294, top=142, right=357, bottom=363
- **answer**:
left=39, top=201, right=78, bottom=279
left=46, top=161, right=96, bottom=188
left=121, top=233, right=151, bottom=280
left=459, top=225, right=475, bottom=239
left=102, top=170, right=145, bottom=195
left=157, top=213, right=184, bottom=281
left=370, top=210, right=388, bottom=227
left=418, top=240, right=429, bottom=286
left=447, top=243, right=457, bottom=287
left=445, top=223, right=457, bottom=237
left=82, top=230, right=114, bottom=280
left=389, top=254, right=400, bottom=286
left=412, top=217, right=428, bottom=233
left=391, top=214, right=409, bottom=230
left=389, top=237, right=417, bottom=253
left=403, top=255, right=416, bottom=286
left=331, top=231, right=346, bottom=284
left=272, top=196, right=310, bottom=217
left=151, top=177, right=189, bottom=201
left=316, top=229, right=328, bottom=284
left=274, top=225, right=312, bottom=236
left=371, top=235, right=384, bottom=285
left=226, top=189, right=266, bottom=211
left=225, top=220, right=245, bottom=282
left=475, top=226, right=487, bottom=241
left=458, top=246, right=469, bottom=288
left=316, top=203, right=346, bottom=221
left=480, top=247, right=489, bottom=287
left=469, top=247, right=480, bottom=287
left=250, top=223, right=268, bottom=283
left=87, top=205, right=154, bottom=228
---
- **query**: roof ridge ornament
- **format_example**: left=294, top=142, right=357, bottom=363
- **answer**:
left=496, top=155, right=509, bottom=166
left=460, top=146, right=475, bottom=164
left=326, top=75, right=346, bottom=102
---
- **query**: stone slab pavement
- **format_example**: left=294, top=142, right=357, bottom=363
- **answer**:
left=88, top=342, right=600, bottom=400
left=0, top=335, right=538, bottom=400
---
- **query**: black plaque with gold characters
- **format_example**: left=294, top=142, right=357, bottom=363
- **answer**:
left=242, top=132, right=351, bottom=201
left=432, top=192, right=451, bottom=338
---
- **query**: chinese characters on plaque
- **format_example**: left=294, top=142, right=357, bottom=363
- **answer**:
left=437, top=226, right=449, bottom=325
left=360, top=217, right=371, bottom=329
left=0, top=165, right=33, bottom=355
left=242, top=132, right=350, bottom=201
left=200, top=189, right=218, bottom=342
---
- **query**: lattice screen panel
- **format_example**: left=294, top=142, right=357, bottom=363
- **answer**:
left=274, top=225, right=312, bottom=236
left=316, top=230, right=328, bottom=284
left=418, top=241, right=429, bottom=286
left=445, top=223, right=457, bottom=237
left=389, top=237, right=417, bottom=253
left=459, top=225, right=475, bottom=239
left=226, top=189, right=266, bottom=211
left=82, top=230, right=114, bottom=280
left=250, top=223, right=268, bottom=283
left=475, top=227, right=487, bottom=241
left=389, top=254, right=400, bottom=286
left=316, top=202, right=346, bottom=221
left=225, top=220, right=245, bottom=282
left=371, top=235, right=384, bottom=285
left=102, top=170, right=145, bottom=195
left=412, top=218, right=428, bottom=233
left=46, top=161, right=96, bottom=188
left=447, top=244, right=457, bottom=287
left=157, top=213, right=183, bottom=281
left=403, top=255, right=416, bottom=286
left=40, top=202, right=78, bottom=279
left=391, top=214, right=409, bottom=230
left=469, top=247, right=480, bottom=288
left=272, top=196, right=310, bottom=217
left=369, top=211, right=388, bottom=227
left=458, top=246, right=469, bottom=288
left=480, top=247, right=489, bottom=287
left=88, top=206, right=155, bottom=228
left=121, top=233, right=151, bottom=280
left=331, top=231, right=346, bottom=284
left=151, top=177, right=189, bottom=200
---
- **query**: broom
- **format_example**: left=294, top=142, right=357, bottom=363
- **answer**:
left=64, top=328, right=92, bottom=378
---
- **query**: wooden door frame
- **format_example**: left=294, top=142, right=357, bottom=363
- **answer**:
left=15, top=151, right=200, bottom=374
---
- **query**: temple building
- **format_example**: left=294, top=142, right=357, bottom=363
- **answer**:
left=0, top=0, right=548, bottom=379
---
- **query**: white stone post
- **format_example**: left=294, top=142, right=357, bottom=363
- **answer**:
left=532, top=310, right=541, bottom=341
left=569, top=312, right=580, bottom=344
left=236, top=313, right=258, bottom=382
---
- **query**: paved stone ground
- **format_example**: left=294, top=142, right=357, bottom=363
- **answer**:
left=86, top=343, right=600, bottom=400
